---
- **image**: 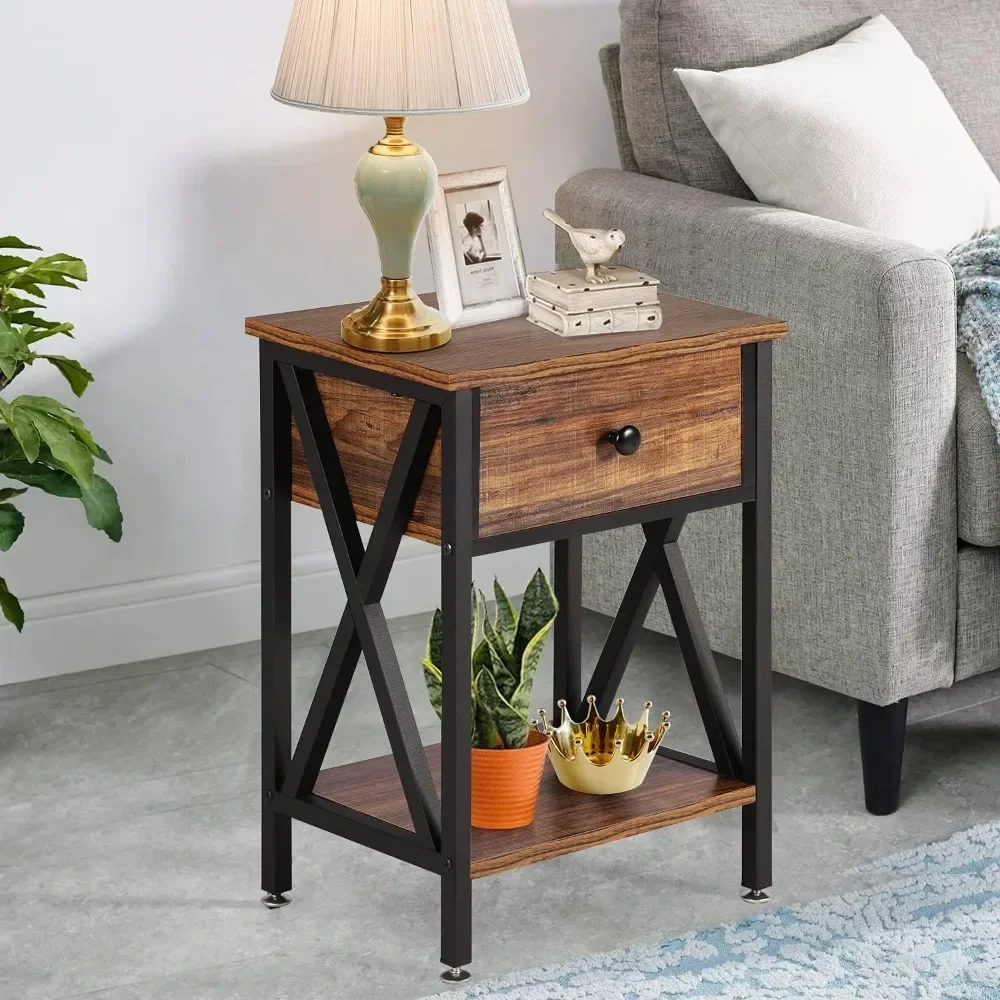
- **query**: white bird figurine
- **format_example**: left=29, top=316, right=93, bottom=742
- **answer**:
left=543, top=209, right=626, bottom=284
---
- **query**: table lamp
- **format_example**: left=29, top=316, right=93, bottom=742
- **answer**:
left=272, top=0, right=530, bottom=353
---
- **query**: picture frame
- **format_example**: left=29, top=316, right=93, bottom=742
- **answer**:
left=425, top=166, right=528, bottom=329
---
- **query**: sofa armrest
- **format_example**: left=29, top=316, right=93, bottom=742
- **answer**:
left=557, top=169, right=957, bottom=703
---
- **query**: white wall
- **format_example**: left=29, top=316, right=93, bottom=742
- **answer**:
left=0, top=0, right=621, bottom=683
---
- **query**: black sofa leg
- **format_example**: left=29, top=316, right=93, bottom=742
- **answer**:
left=857, top=698, right=908, bottom=815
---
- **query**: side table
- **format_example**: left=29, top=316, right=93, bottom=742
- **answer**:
left=246, top=293, right=785, bottom=980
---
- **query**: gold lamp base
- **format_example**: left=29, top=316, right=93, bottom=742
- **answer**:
left=342, top=278, right=451, bottom=354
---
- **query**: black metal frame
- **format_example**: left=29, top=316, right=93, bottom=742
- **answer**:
left=259, top=338, right=773, bottom=971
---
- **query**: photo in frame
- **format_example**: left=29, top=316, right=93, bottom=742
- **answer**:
left=426, top=167, right=528, bottom=329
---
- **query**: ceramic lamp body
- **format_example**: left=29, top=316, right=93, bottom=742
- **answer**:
left=341, top=119, right=451, bottom=353
left=354, top=145, right=436, bottom=280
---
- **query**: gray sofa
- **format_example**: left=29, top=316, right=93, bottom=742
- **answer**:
left=555, top=0, right=1000, bottom=814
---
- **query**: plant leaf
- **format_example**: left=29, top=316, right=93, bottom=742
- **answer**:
left=482, top=609, right=514, bottom=670
left=23, top=322, right=73, bottom=344
left=493, top=577, right=517, bottom=649
left=0, top=237, right=41, bottom=251
left=0, top=323, right=35, bottom=362
left=0, top=431, right=119, bottom=535
left=421, top=658, right=443, bottom=721
left=53, top=406, right=102, bottom=457
left=482, top=616, right=519, bottom=701
left=512, top=569, right=559, bottom=677
left=0, top=440, right=81, bottom=498
left=0, top=487, right=26, bottom=501
left=425, top=608, right=442, bottom=670
left=0, top=502, right=24, bottom=551
left=511, top=617, right=556, bottom=717
left=476, top=667, right=528, bottom=749
left=0, top=256, right=32, bottom=273
left=80, top=474, right=122, bottom=541
left=0, top=576, right=24, bottom=631
left=10, top=271, right=77, bottom=291
left=42, top=355, right=94, bottom=397
left=471, top=585, right=483, bottom=660
left=20, top=410, right=94, bottom=487
left=15, top=254, right=87, bottom=286
left=0, top=398, right=41, bottom=463
left=472, top=667, right=501, bottom=749
left=3, top=293, right=45, bottom=313
left=4, top=396, right=104, bottom=486
left=31, top=254, right=87, bottom=281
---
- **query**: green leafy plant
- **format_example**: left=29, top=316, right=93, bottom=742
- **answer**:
left=0, top=237, right=122, bottom=630
left=422, top=569, right=558, bottom=749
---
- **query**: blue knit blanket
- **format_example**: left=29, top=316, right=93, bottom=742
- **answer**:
left=948, top=228, right=1000, bottom=445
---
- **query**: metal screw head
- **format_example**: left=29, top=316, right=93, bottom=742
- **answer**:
left=443, top=857, right=453, bottom=871
left=263, top=789, right=273, bottom=801
left=442, top=543, right=453, bottom=556
left=263, top=488, right=272, bottom=500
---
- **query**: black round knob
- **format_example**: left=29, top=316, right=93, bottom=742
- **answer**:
left=607, top=425, right=641, bottom=456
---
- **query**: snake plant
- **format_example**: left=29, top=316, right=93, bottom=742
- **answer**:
left=422, top=569, right=559, bottom=749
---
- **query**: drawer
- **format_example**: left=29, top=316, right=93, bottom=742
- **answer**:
left=477, top=347, right=742, bottom=536
left=291, top=347, right=742, bottom=542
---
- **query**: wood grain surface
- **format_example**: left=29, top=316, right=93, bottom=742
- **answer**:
left=477, top=346, right=743, bottom=536
left=248, top=292, right=784, bottom=391
left=291, top=348, right=742, bottom=540
left=313, top=744, right=755, bottom=878
left=291, top=375, right=442, bottom=544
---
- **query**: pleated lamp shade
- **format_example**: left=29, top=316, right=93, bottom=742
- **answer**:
left=272, top=0, right=530, bottom=116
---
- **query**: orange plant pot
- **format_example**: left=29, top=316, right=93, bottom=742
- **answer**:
left=470, top=729, right=549, bottom=830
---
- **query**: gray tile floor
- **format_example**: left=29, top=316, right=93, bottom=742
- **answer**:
left=3, top=610, right=999, bottom=1000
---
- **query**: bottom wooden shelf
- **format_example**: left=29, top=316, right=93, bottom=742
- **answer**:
left=313, top=745, right=754, bottom=879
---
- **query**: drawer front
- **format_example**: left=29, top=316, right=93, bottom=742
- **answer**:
left=292, top=347, right=741, bottom=543
left=291, top=376, right=443, bottom=544
left=477, top=347, right=742, bottom=537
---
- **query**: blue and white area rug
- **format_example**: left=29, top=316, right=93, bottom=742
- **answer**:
left=424, top=822, right=1000, bottom=999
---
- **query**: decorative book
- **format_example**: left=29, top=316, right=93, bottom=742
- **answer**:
left=528, top=300, right=663, bottom=338
left=527, top=266, right=659, bottom=313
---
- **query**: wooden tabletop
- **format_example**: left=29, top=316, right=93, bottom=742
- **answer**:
left=247, top=293, right=785, bottom=391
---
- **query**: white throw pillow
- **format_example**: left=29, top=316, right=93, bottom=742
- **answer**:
left=675, top=15, right=1000, bottom=253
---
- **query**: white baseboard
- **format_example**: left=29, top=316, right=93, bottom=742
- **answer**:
left=0, top=539, right=550, bottom=685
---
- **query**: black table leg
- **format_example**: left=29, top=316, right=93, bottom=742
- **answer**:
left=260, top=345, right=293, bottom=908
left=439, top=389, right=476, bottom=981
left=741, top=341, right=772, bottom=902
left=553, top=536, right=583, bottom=717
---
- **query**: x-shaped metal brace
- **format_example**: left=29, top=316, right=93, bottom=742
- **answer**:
left=278, top=364, right=443, bottom=851
left=274, top=364, right=743, bottom=848
left=583, top=515, right=743, bottom=779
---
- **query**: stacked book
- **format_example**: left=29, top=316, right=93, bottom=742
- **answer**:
left=526, top=266, right=662, bottom=337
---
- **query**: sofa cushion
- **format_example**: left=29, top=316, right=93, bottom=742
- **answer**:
left=958, top=353, right=1000, bottom=547
left=674, top=16, right=1000, bottom=253
left=619, top=0, right=1000, bottom=200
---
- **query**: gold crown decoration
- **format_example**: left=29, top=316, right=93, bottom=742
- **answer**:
left=533, top=695, right=671, bottom=795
